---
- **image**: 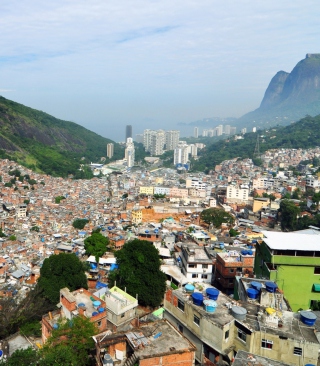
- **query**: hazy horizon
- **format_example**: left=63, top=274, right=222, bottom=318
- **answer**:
left=1, top=1, right=319, bottom=141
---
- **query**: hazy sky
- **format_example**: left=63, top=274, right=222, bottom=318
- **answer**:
left=1, top=1, right=319, bottom=141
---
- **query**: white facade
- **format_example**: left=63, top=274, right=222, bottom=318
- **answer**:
left=174, top=142, right=189, bottom=165
left=165, top=130, right=180, bottom=151
left=125, top=137, right=135, bottom=167
left=107, top=143, right=114, bottom=158
left=226, top=185, right=249, bottom=201
left=194, top=127, right=198, bottom=138
left=154, top=186, right=171, bottom=195
left=306, top=176, right=320, bottom=188
left=186, top=178, right=207, bottom=189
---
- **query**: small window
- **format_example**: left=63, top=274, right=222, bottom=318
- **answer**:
left=202, top=264, right=208, bottom=269
left=230, top=269, right=234, bottom=273
left=178, top=324, right=183, bottom=333
left=121, top=312, right=125, bottom=318
left=194, top=315, right=200, bottom=326
left=178, top=299, right=185, bottom=312
left=261, top=339, right=273, bottom=349
left=97, top=321, right=101, bottom=327
left=237, top=329, right=246, bottom=343
left=225, top=330, right=229, bottom=339
left=201, top=274, right=208, bottom=279
left=189, top=264, right=196, bottom=268
left=314, top=267, right=320, bottom=274
left=192, top=274, right=198, bottom=278
left=293, top=347, right=302, bottom=356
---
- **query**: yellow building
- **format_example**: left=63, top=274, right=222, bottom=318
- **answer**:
left=139, top=186, right=154, bottom=195
left=252, top=197, right=269, bottom=213
left=131, top=208, right=142, bottom=224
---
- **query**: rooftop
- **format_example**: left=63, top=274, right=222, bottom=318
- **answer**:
left=262, top=230, right=320, bottom=251
left=233, top=350, right=291, bottom=366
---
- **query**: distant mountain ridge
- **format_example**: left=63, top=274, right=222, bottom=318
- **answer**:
left=237, top=53, right=320, bottom=129
left=0, top=96, right=123, bottom=176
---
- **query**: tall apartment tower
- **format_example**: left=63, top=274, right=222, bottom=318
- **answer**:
left=194, top=127, right=198, bottom=138
left=165, top=130, right=180, bottom=150
left=174, top=141, right=189, bottom=165
left=125, top=138, right=135, bottom=168
left=107, top=143, right=114, bottom=159
left=125, top=125, right=132, bottom=140
left=150, top=130, right=165, bottom=156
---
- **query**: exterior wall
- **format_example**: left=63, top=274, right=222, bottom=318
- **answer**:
left=253, top=199, right=269, bottom=213
left=164, top=289, right=235, bottom=363
left=250, top=331, right=319, bottom=365
left=139, top=351, right=195, bottom=366
left=170, top=188, right=189, bottom=198
left=132, top=209, right=142, bottom=224
left=254, top=242, right=320, bottom=311
left=154, top=186, right=171, bottom=195
left=139, top=186, right=154, bottom=195
left=226, top=186, right=249, bottom=201
left=188, top=189, right=206, bottom=198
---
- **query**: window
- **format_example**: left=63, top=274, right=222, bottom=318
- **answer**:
left=293, top=347, right=302, bottom=356
left=192, top=274, right=198, bottom=278
left=188, top=264, right=196, bottom=268
left=202, top=264, right=208, bottom=269
left=178, top=324, right=183, bottom=333
left=193, top=314, right=200, bottom=326
left=237, top=329, right=246, bottom=343
left=201, top=274, right=208, bottom=279
left=121, top=312, right=125, bottom=318
left=97, top=321, right=101, bottom=327
left=229, top=269, right=234, bottom=273
left=261, top=339, right=273, bottom=349
left=178, top=299, right=184, bottom=312
left=224, top=330, right=229, bottom=339
left=314, top=267, right=320, bottom=274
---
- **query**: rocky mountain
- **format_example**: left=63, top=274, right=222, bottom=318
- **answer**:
left=0, top=96, right=123, bottom=177
left=238, top=54, right=320, bottom=129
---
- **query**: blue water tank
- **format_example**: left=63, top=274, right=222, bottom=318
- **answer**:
left=53, top=323, right=59, bottom=329
left=98, top=307, right=105, bottom=313
left=247, top=288, right=259, bottom=299
left=219, top=243, right=225, bottom=249
left=110, top=263, right=119, bottom=271
left=185, top=284, right=195, bottom=293
left=0, top=350, right=3, bottom=357
left=92, top=311, right=99, bottom=317
left=145, top=230, right=149, bottom=233
left=265, top=281, right=278, bottom=293
left=203, top=300, right=217, bottom=313
left=108, top=226, right=112, bottom=230
left=41, top=238, right=45, bottom=242
left=241, top=250, right=248, bottom=255
left=90, top=263, right=97, bottom=269
left=251, top=282, right=262, bottom=291
left=192, top=292, right=203, bottom=306
left=78, top=302, right=86, bottom=308
left=93, top=301, right=101, bottom=308
left=300, top=311, right=317, bottom=326
left=206, top=288, right=220, bottom=300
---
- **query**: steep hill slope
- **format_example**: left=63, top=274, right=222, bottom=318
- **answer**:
left=237, top=54, right=320, bottom=130
left=193, top=114, right=320, bottom=172
left=0, top=96, right=123, bottom=176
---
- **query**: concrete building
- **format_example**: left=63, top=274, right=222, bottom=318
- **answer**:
left=125, top=125, right=132, bottom=140
left=107, top=143, right=114, bottom=159
left=165, top=130, right=180, bottom=151
left=125, top=138, right=135, bottom=168
left=131, top=208, right=142, bottom=224
left=94, top=319, right=196, bottom=366
left=254, top=230, right=320, bottom=311
left=226, top=185, right=249, bottom=202
left=194, top=127, right=198, bottom=138
left=180, top=244, right=213, bottom=283
left=174, top=141, right=189, bottom=166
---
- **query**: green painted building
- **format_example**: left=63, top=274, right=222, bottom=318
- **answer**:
left=254, top=230, right=320, bottom=311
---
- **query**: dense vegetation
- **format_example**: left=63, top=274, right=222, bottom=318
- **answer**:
left=0, top=96, right=124, bottom=177
left=193, top=114, right=320, bottom=172
left=109, top=239, right=167, bottom=307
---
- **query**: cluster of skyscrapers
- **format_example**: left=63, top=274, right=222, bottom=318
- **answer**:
left=142, top=129, right=180, bottom=156
left=196, top=124, right=237, bottom=137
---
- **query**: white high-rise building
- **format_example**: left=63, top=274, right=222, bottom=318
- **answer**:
left=150, top=130, right=165, bottom=156
left=125, top=138, right=135, bottom=168
left=174, top=141, right=189, bottom=165
left=143, top=129, right=153, bottom=151
left=224, top=125, right=231, bottom=135
left=107, top=143, right=114, bottom=159
left=194, top=127, right=198, bottom=138
left=216, top=125, right=223, bottom=136
left=188, top=144, right=198, bottom=157
left=165, top=130, right=180, bottom=150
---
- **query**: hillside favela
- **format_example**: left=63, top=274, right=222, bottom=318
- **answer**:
left=1, top=3, right=320, bottom=366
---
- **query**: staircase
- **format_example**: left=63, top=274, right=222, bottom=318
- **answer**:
left=123, top=353, right=138, bottom=366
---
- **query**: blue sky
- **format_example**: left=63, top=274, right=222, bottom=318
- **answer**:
left=0, top=0, right=320, bottom=141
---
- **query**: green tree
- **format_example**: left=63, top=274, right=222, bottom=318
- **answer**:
left=279, top=199, right=300, bottom=231
left=72, top=218, right=89, bottom=230
left=39, top=316, right=96, bottom=366
left=200, top=208, right=234, bottom=228
left=0, top=347, right=39, bottom=366
left=84, top=232, right=109, bottom=262
left=108, top=239, right=166, bottom=308
left=9, top=235, right=16, bottom=241
left=20, top=320, right=41, bottom=337
left=55, top=195, right=66, bottom=204
left=38, top=253, right=88, bottom=304
left=229, top=228, right=240, bottom=237
left=30, top=226, right=40, bottom=232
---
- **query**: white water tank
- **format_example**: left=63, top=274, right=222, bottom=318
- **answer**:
left=103, top=354, right=114, bottom=365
